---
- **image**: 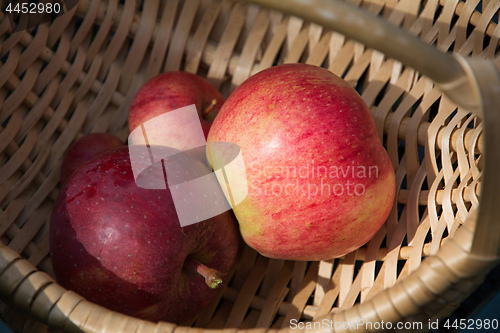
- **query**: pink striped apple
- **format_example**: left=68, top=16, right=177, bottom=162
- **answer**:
left=207, top=64, right=395, bottom=260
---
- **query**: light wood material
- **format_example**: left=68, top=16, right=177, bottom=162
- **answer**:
left=1, top=0, right=499, bottom=332
left=246, top=0, right=483, bottom=114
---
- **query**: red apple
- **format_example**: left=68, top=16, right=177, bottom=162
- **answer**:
left=50, top=146, right=239, bottom=323
left=60, top=133, right=123, bottom=184
left=207, top=64, right=395, bottom=261
left=127, top=72, right=224, bottom=167
left=128, top=71, right=225, bottom=140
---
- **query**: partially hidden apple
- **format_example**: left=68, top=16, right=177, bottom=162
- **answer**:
left=128, top=71, right=225, bottom=141
left=60, top=133, right=124, bottom=184
left=207, top=63, right=395, bottom=261
left=50, top=146, right=240, bottom=323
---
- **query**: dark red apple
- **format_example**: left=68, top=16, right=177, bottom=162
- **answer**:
left=50, top=146, right=239, bottom=323
left=207, top=63, right=395, bottom=260
left=60, top=133, right=123, bottom=184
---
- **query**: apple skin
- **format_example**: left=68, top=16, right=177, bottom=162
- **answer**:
left=60, top=133, right=124, bottom=184
left=128, top=71, right=225, bottom=140
left=50, top=146, right=239, bottom=323
left=207, top=63, right=395, bottom=261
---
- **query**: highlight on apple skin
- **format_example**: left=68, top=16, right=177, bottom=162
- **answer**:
left=207, top=63, right=396, bottom=261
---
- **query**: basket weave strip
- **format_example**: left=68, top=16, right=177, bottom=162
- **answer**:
left=1, top=0, right=500, bottom=332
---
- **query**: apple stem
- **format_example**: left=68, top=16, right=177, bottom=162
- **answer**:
left=203, top=99, right=218, bottom=116
left=185, top=256, right=223, bottom=289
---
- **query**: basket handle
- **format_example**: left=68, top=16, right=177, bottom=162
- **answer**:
left=245, top=0, right=500, bottom=258
left=245, top=0, right=482, bottom=114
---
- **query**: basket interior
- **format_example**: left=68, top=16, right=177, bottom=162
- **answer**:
left=0, top=0, right=498, bottom=331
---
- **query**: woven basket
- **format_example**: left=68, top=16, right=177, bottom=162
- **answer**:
left=1, top=0, right=500, bottom=332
